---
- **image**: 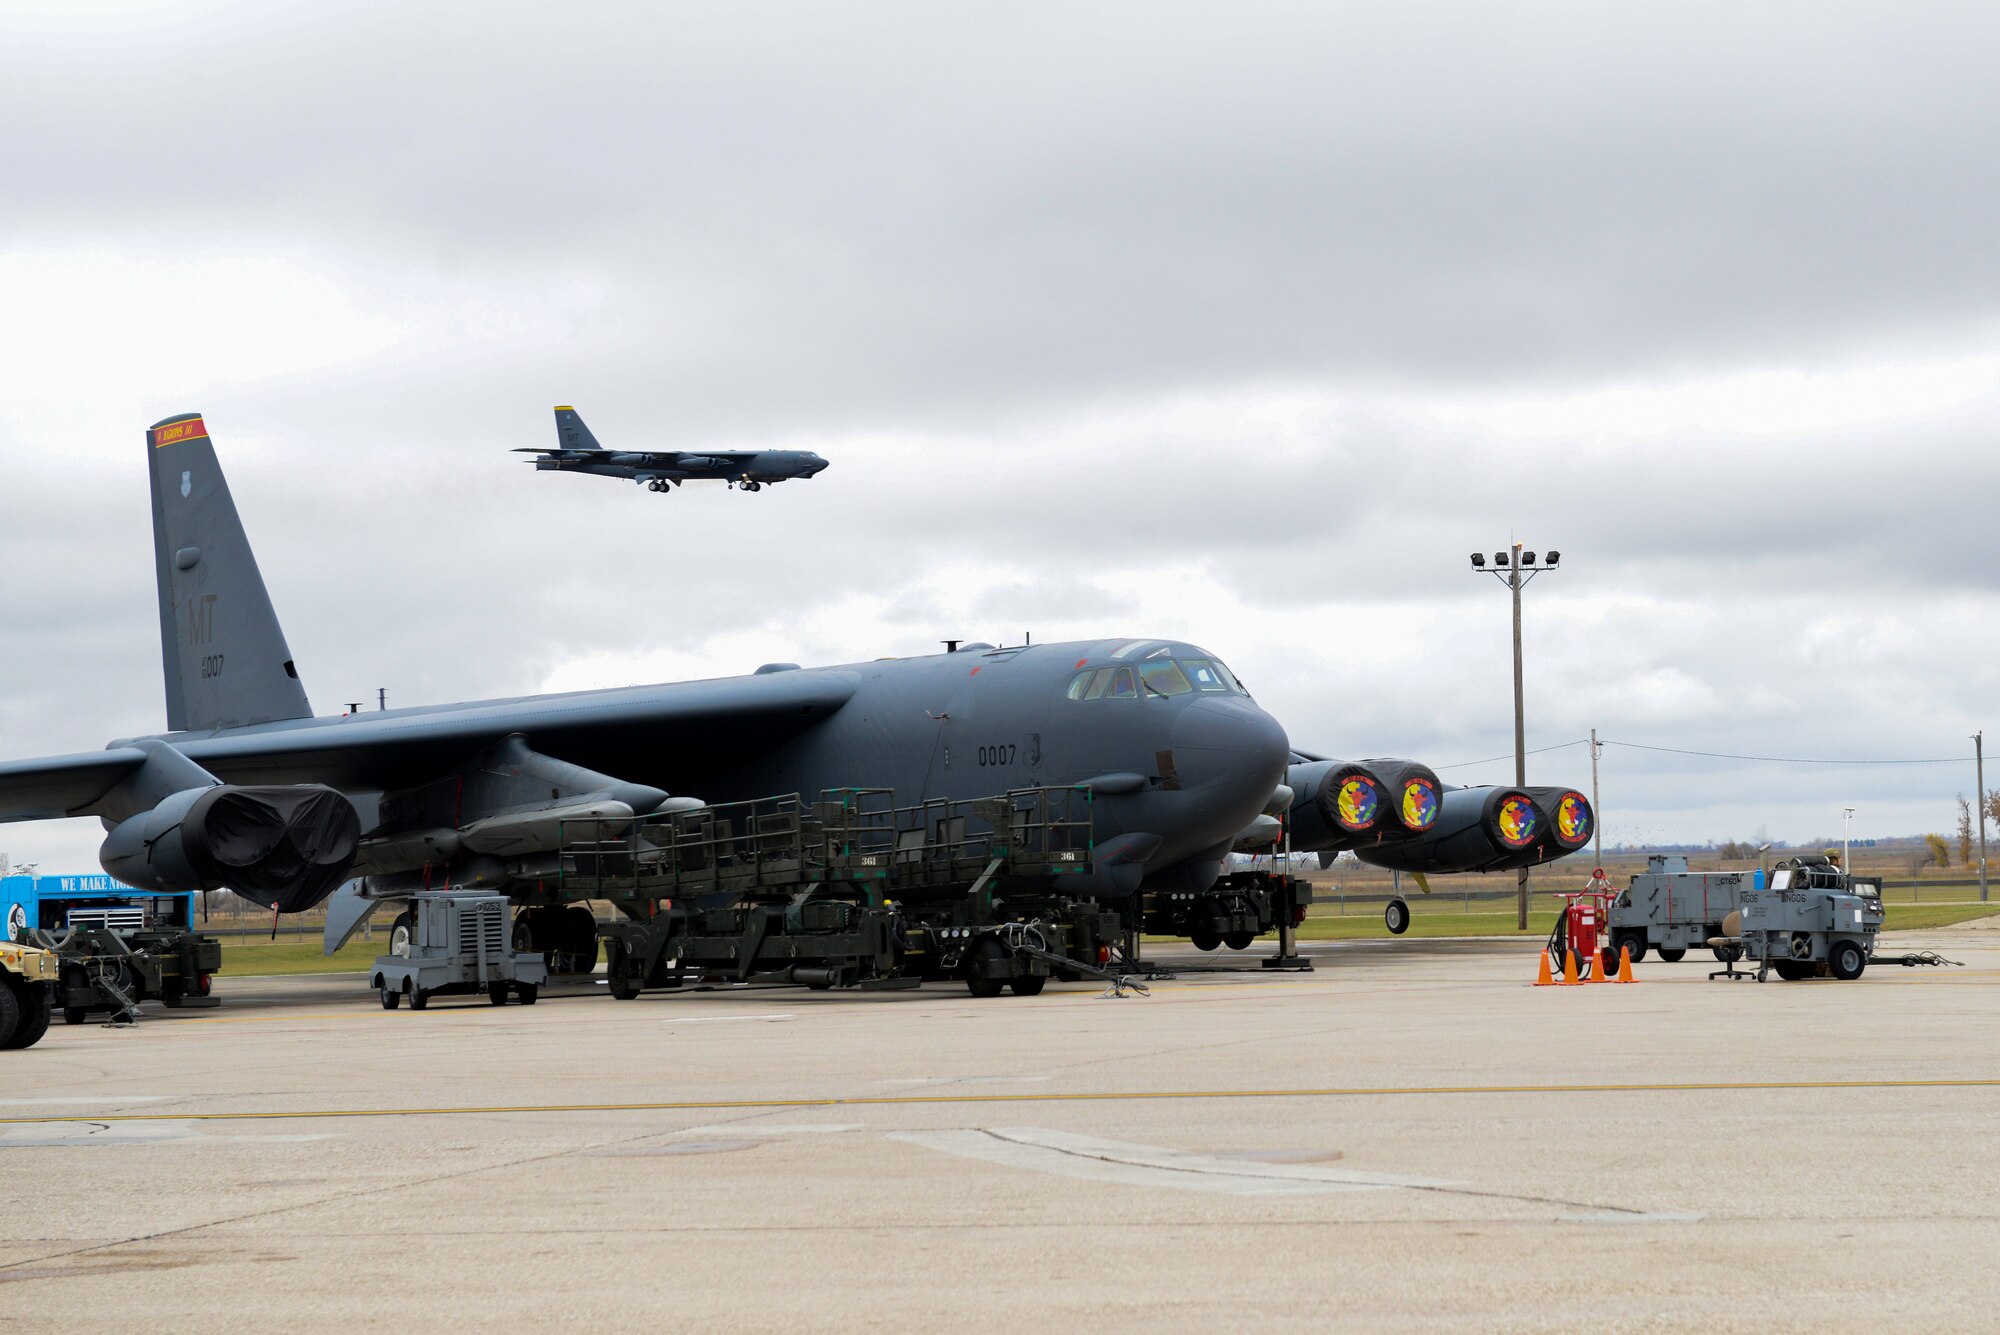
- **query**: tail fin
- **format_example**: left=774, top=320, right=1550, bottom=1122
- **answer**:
left=147, top=413, right=313, bottom=731
left=553, top=405, right=603, bottom=452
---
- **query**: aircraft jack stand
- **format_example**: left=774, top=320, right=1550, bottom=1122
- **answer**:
left=1261, top=923, right=1314, bottom=971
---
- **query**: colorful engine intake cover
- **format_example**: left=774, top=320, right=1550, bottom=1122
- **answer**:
left=1495, top=793, right=1540, bottom=848
left=1556, top=792, right=1592, bottom=846
left=1400, top=778, right=1439, bottom=831
left=1335, top=775, right=1381, bottom=831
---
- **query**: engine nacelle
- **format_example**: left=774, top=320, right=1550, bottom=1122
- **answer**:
left=100, top=784, right=361, bottom=912
left=1285, top=758, right=1442, bottom=852
left=1355, top=785, right=1551, bottom=873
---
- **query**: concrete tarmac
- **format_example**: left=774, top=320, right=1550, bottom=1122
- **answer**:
left=3, top=932, right=1997, bottom=1333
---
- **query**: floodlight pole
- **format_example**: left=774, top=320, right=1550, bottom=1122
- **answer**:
left=1470, top=541, right=1556, bottom=932
left=1842, top=807, right=1855, bottom=873
left=1977, top=731, right=1988, bottom=903
left=1510, top=551, right=1528, bottom=929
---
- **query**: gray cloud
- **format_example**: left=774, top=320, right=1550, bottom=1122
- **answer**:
left=3, top=0, right=1997, bottom=871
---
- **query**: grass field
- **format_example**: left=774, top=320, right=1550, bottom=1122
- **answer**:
left=213, top=903, right=2000, bottom=978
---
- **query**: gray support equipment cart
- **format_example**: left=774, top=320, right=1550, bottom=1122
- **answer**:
left=371, top=892, right=548, bottom=1010
left=1713, top=856, right=1885, bottom=981
left=1608, top=855, right=1752, bottom=964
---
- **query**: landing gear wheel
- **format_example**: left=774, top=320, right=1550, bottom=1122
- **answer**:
left=742, top=480, right=762, bottom=492
left=1009, top=975, right=1047, bottom=997
left=389, top=910, right=415, bottom=958
left=1828, top=939, right=1866, bottom=981
left=380, top=986, right=400, bottom=1009
left=1711, top=942, right=1741, bottom=964
left=488, top=983, right=509, bottom=1005
left=516, top=983, right=538, bottom=1005
left=1223, top=931, right=1256, bottom=951
left=1656, top=947, right=1687, bottom=963
left=1772, top=960, right=1814, bottom=981
left=1384, top=897, right=1411, bottom=935
left=1189, top=929, right=1221, bottom=952
left=4, top=987, right=51, bottom=1049
left=1614, top=931, right=1648, bottom=965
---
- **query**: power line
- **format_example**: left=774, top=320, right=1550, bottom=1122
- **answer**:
left=1599, top=739, right=1964, bottom=766
left=1433, top=739, right=1588, bottom=770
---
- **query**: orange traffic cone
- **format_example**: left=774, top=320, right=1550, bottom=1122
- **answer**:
left=1616, top=945, right=1636, bottom=984
left=1534, top=949, right=1554, bottom=986
left=1560, top=949, right=1578, bottom=986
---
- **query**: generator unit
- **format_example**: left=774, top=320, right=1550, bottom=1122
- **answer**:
left=1608, top=856, right=1753, bottom=963
left=371, top=892, right=548, bottom=1010
left=1725, top=856, right=1885, bottom=981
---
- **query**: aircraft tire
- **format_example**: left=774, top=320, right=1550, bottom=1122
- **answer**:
left=1384, top=897, right=1411, bottom=935
left=390, top=911, right=415, bottom=958
left=1008, top=975, right=1046, bottom=997
left=1656, top=947, right=1687, bottom=963
left=1189, top=929, right=1221, bottom=952
left=1223, top=931, right=1256, bottom=951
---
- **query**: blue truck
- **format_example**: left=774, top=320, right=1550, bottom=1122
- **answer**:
left=1, top=873, right=219, bottom=1022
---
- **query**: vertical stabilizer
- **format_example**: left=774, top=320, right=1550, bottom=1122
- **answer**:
left=147, top=413, right=313, bottom=731
left=553, top=405, right=603, bottom=452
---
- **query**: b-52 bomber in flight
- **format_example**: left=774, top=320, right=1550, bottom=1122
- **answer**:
left=517, top=406, right=829, bottom=494
left=0, top=413, right=1592, bottom=997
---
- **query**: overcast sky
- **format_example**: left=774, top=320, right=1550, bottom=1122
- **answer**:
left=4, top=0, right=1997, bottom=872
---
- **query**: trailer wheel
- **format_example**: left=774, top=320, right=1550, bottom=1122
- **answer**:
left=1711, top=941, right=1741, bottom=964
left=1224, top=930, right=1256, bottom=951
left=1614, top=931, right=1648, bottom=965
left=1773, top=960, right=1814, bottom=981
left=488, top=983, right=509, bottom=1005
left=1384, top=898, right=1411, bottom=935
left=1009, top=975, right=1046, bottom=997
left=380, top=986, right=400, bottom=1009
left=516, top=983, right=538, bottom=1005
left=1828, top=939, right=1866, bottom=981
left=406, top=980, right=427, bottom=1011
left=1189, top=928, right=1221, bottom=952
left=1656, top=947, right=1687, bottom=963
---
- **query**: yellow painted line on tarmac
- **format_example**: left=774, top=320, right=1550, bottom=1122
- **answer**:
left=3, top=1077, right=1996, bottom=1128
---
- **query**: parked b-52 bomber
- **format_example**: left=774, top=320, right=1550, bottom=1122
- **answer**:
left=517, top=405, right=829, bottom=493
left=0, top=413, right=1593, bottom=1000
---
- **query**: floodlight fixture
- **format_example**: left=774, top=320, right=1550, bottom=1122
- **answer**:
left=1470, top=553, right=1486, bottom=568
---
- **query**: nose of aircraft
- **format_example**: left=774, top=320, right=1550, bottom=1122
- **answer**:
left=1169, top=695, right=1290, bottom=818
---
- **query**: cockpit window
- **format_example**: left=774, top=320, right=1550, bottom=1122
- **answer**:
left=1139, top=661, right=1193, bottom=697
left=1069, top=658, right=1244, bottom=701
left=1182, top=659, right=1244, bottom=694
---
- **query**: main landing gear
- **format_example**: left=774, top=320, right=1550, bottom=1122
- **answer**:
left=646, top=479, right=672, bottom=493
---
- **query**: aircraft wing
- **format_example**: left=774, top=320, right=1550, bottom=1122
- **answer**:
left=0, top=669, right=856, bottom=820
left=0, top=748, right=149, bottom=821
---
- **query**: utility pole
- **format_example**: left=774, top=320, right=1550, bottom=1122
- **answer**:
left=1469, top=542, right=1561, bottom=930
left=1842, top=807, right=1856, bottom=873
left=1977, top=731, right=1989, bottom=903
left=1589, top=728, right=1602, bottom=871
left=378, top=687, right=388, bottom=711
